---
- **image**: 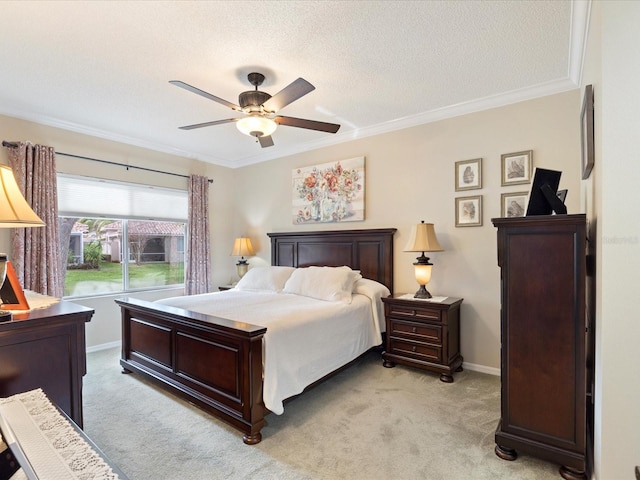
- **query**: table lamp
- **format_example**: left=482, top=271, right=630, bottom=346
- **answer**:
left=403, top=221, right=443, bottom=299
left=0, top=165, right=46, bottom=320
left=230, top=237, right=255, bottom=279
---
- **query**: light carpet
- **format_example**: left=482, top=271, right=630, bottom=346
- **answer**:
left=83, top=348, right=560, bottom=480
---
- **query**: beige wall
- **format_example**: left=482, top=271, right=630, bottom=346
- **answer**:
left=587, top=2, right=640, bottom=479
left=0, top=91, right=583, bottom=372
left=0, top=114, right=237, bottom=348
left=234, top=90, right=582, bottom=372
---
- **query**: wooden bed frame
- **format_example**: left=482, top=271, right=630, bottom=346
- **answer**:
left=117, top=228, right=395, bottom=444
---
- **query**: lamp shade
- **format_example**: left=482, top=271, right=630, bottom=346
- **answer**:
left=0, top=165, right=45, bottom=228
left=403, top=221, right=443, bottom=253
left=236, top=116, right=277, bottom=138
left=230, top=237, right=255, bottom=258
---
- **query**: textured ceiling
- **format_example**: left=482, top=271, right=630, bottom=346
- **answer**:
left=0, top=1, right=587, bottom=168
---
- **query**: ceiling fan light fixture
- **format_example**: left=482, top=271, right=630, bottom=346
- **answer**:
left=236, top=116, right=277, bottom=138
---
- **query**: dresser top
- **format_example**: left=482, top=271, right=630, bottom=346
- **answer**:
left=383, top=294, right=463, bottom=307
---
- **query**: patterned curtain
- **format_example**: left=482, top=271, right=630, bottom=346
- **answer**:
left=7, top=142, right=63, bottom=297
left=185, top=174, right=211, bottom=295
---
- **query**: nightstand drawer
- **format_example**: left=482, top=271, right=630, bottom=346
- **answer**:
left=389, top=338, right=442, bottom=363
left=386, top=304, right=441, bottom=322
left=388, top=319, right=442, bottom=343
left=382, top=295, right=463, bottom=382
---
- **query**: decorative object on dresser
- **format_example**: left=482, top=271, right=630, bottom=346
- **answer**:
left=403, top=221, right=443, bottom=299
left=382, top=294, right=463, bottom=383
left=492, top=214, right=592, bottom=480
left=0, top=261, right=30, bottom=312
left=0, top=165, right=46, bottom=320
left=525, top=168, right=567, bottom=216
left=0, top=301, right=94, bottom=428
left=230, top=236, right=255, bottom=279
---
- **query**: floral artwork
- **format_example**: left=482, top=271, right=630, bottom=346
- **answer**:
left=292, top=157, right=365, bottom=224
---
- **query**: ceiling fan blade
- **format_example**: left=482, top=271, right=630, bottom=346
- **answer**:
left=275, top=116, right=341, bottom=133
left=178, top=118, right=238, bottom=130
left=170, top=80, right=241, bottom=110
left=263, top=78, right=315, bottom=112
left=258, top=135, right=274, bottom=148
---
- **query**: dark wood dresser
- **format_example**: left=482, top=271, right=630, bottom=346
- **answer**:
left=492, top=214, right=592, bottom=480
left=382, top=294, right=463, bottom=382
left=0, top=301, right=94, bottom=427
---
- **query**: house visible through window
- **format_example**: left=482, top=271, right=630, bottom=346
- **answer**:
left=57, top=175, right=188, bottom=297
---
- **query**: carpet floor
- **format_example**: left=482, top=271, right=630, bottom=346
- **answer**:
left=83, top=348, right=561, bottom=480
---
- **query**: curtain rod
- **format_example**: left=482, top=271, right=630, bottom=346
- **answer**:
left=2, top=141, right=212, bottom=183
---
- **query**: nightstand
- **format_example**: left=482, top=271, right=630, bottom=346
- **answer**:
left=382, top=294, right=463, bottom=382
left=218, top=285, right=234, bottom=291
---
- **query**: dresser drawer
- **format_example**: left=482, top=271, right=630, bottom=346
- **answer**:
left=386, top=304, right=442, bottom=322
left=389, top=338, right=442, bottom=363
left=388, top=319, right=442, bottom=343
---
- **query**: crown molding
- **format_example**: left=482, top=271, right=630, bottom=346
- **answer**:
left=233, top=77, right=579, bottom=168
left=0, top=107, right=235, bottom=168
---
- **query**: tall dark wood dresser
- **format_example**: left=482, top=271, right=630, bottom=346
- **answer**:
left=492, top=214, right=593, bottom=480
left=0, top=301, right=94, bottom=427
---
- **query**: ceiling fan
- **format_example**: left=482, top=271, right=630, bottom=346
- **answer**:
left=170, top=72, right=341, bottom=148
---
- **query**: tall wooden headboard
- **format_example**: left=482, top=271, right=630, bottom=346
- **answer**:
left=268, top=228, right=397, bottom=293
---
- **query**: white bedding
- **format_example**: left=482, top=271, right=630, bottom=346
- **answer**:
left=156, top=288, right=385, bottom=415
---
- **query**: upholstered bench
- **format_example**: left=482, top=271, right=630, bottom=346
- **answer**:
left=0, top=389, right=128, bottom=479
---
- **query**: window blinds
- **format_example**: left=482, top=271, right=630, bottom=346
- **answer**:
left=57, top=174, right=188, bottom=222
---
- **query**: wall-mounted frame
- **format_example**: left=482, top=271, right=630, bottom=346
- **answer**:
left=292, top=157, right=365, bottom=224
left=455, top=195, right=483, bottom=227
left=0, top=261, right=29, bottom=310
left=501, top=191, right=529, bottom=218
left=501, top=150, right=533, bottom=186
left=581, top=84, right=595, bottom=179
left=455, top=158, right=482, bottom=191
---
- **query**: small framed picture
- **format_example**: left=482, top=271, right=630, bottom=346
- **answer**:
left=501, top=150, right=533, bottom=186
left=501, top=192, right=529, bottom=218
left=581, top=84, right=594, bottom=179
left=455, top=158, right=482, bottom=191
left=455, top=195, right=483, bottom=227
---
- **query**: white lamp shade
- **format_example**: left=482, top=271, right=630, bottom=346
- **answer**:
left=414, top=264, right=432, bottom=285
left=0, top=165, right=45, bottom=228
left=236, top=116, right=277, bottom=137
left=404, top=222, right=443, bottom=252
left=230, top=237, right=255, bottom=257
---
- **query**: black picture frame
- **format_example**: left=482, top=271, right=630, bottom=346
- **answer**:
left=581, top=84, right=595, bottom=180
left=525, top=168, right=563, bottom=216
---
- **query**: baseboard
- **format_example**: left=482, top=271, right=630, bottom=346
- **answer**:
left=87, top=341, right=120, bottom=353
left=463, top=361, right=500, bottom=377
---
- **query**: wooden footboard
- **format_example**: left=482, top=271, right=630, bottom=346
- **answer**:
left=116, top=297, right=267, bottom=444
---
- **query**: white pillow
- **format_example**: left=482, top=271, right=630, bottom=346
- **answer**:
left=353, top=277, right=390, bottom=299
left=283, top=266, right=361, bottom=303
left=234, top=266, right=295, bottom=292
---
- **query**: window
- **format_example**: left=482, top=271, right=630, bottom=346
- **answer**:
left=57, top=175, right=188, bottom=298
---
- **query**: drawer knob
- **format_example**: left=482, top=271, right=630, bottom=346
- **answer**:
left=411, top=310, right=416, bottom=316
left=412, top=346, right=417, bottom=352
left=412, top=327, right=417, bottom=333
